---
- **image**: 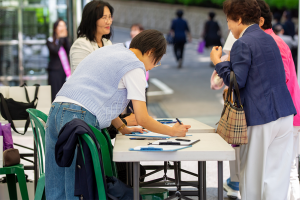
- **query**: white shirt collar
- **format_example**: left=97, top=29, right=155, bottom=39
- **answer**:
left=239, top=24, right=255, bottom=38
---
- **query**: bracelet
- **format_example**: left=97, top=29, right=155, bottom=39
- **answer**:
left=117, top=124, right=126, bottom=131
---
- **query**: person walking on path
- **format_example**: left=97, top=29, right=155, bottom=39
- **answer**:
left=202, top=12, right=222, bottom=49
left=170, top=9, right=192, bottom=68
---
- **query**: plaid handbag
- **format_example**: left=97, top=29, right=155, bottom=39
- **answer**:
left=217, top=71, right=248, bottom=144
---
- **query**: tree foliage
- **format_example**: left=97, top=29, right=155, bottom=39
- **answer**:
left=151, top=0, right=298, bottom=9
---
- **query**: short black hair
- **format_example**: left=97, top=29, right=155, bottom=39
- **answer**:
left=176, top=10, right=184, bottom=18
left=77, top=1, right=114, bottom=42
left=256, top=0, right=272, bottom=29
left=130, top=30, right=167, bottom=64
left=209, top=12, right=216, bottom=19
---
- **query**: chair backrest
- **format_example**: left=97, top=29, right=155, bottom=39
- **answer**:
left=26, top=108, right=48, bottom=176
left=88, top=125, right=117, bottom=177
left=78, top=134, right=107, bottom=200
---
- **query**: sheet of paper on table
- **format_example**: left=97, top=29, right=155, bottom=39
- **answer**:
left=126, top=131, right=192, bottom=138
left=149, top=139, right=200, bottom=146
left=129, top=145, right=191, bottom=151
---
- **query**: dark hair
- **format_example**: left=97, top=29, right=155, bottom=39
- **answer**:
left=223, top=0, right=261, bottom=25
left=273, top=12, right=282, bottom=22
left=130, top=30, right=167, bottom=64
left=77, top=1, right=114, bottom=42
left=131, top=24, right=144, bottom=31
left=176, top=10, right=184, bottom=18
left=256, top=0, right=272, bottom=29
left=52, top=19, right=65, bottom=44
left=285, top=11, right=292, bottom=20
left=209, top=12, right=216, bottom=20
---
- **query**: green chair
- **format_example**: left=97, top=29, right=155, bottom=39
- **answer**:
left=26, top=108, right=48, bottom=200
left=78, top=133, right=108, bottom=199
left=0, top=164, right=29, bottom=200
left=84, top=125, right=168, bottom=200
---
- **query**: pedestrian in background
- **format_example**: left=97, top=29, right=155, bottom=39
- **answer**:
left=283, top=11, right=295, bottom=39
left=170, top=9, right=191, bottom=68
left=46, top=19, right=71, bottom=101
left=211, top=0, right=296, bottom=198
left=202, top=12, right=222, bottom=49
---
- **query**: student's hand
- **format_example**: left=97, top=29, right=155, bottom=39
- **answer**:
left=227, top=52, right=230, bottom=61
left=210, top=46, right=223, bottom=65
left=120, top=126, right=146, bottom=135
left=124, top=114, right=138, bottom=126
left=171, top=123, right=191, bottom=137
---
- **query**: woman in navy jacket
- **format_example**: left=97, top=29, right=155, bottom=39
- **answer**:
left=210, top=0, right=296, bottom=199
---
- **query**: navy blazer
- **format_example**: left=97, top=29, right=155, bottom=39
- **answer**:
left=216, top=24, right=296, bottom=126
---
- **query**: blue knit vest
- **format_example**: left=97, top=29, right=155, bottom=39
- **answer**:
left=57, top=43, right=146, bottom=128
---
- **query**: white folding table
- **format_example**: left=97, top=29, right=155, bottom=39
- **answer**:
left=113, top=133, right=235, bottom=200
left=155, top=118, right=216, bottom=133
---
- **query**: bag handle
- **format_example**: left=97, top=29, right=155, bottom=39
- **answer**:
left=0, top=93, right=30, bottom=135
left=20, top=83, right=40, bottom=106
left=20, top=83, right=30, bottom=103
left=226, top=71, right=243, bottom=108
left=231, top=72, right=243, bottom=108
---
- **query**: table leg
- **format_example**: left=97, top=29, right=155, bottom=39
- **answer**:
left=133, top=162, right=140, bottom=200
left=198, top=161, right=203, bottom=200
left=204, top=161, right=206, bottom=200
left=218, top=161, right=223, bottom=200
left=126, top=163, right=129, bottom=185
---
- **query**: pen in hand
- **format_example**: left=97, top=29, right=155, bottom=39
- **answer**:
left=176, top=118, right=182, bottom=125
left=129, top=106, right=134, bottom=114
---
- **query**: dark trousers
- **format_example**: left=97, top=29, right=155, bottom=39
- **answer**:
left=173, top=42, right=185, bottom=61
left=48, top=67, right=66, bottom=101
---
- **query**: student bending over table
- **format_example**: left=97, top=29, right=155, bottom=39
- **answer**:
left=45, top=29, right=191, bottom=200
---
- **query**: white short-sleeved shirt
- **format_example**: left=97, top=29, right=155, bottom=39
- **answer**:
left=118, top=68, right=146, bottom=102
left=54, top=68, right=146, bottom=112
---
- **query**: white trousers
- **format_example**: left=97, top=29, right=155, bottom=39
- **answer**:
left=287, top=126, right=300, bottom=200
left=239, top=115, right=294, bottom=200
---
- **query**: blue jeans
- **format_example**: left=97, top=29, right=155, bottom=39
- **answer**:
left=45, top=102, right=101, bottom=200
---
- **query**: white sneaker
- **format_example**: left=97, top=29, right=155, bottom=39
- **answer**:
left=223, top=180, right=239, bottom=199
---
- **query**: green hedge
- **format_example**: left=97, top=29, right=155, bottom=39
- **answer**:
left=151, top=0, right=298, bottom=9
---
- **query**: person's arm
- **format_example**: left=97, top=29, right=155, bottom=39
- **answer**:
left=280, top=46, right=290, bottom=83
left=211, top=40, right=251, bottom=88
left=70, top=39, right=93, bottom=72
left=185, top=22, right=192, bottom=43
left=46, top=39, right=63, bottom=54
left=111, top=117, right=143, bottom=135
left=132, top=100, right=190, bottom=137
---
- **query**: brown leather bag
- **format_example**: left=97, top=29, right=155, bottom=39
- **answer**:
left=3, top=148, right=20, bottom=167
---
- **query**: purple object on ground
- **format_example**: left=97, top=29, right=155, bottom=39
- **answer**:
left=231, top=144, right=239, bottom=147
left=197, top=41, right=205, bottom=54
left=2, top=123, right=13, bottom=150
